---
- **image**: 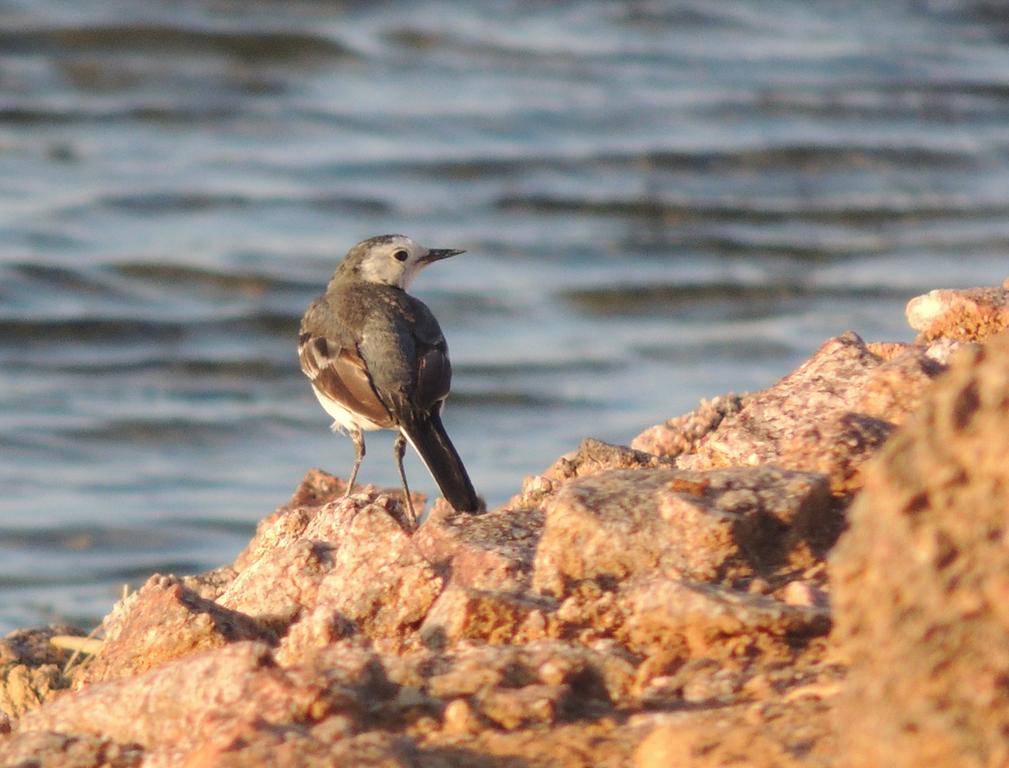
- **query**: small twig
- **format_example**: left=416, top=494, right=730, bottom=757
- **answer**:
left=51, top=635, right=104, bottom=656
left=59, top=622, right=104, bottom=674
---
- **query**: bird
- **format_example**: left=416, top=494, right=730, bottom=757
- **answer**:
left=298, top=234, right=482, bottom=523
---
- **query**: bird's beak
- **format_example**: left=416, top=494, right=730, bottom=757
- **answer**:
left=421, top=248, right=465, bottom=264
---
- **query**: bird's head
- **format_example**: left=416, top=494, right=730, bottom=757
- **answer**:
left=333, top=234, right=464, bottom=291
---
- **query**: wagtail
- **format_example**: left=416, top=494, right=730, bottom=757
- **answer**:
left=298, top=234, right=482, bottom=522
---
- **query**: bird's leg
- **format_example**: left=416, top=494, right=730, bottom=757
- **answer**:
left=345, top=426, right=365, bottom=497
left=393, top=432, right=417, bottom=527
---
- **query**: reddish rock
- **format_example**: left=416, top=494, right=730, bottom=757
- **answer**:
left=232, top=469, right=346, bottom=571
left=415, top=640, right=636, bottom=720
left=631, top=394, right=746, bottom=457
left=513, top=438, right=677, bottom=509
left=775, top=412, right=894, bottom=495
left=273, top=606, right=355, bottom=668
left=477, top=683, right=568, bottom=730
left=23, top=286, right=1009, bottom=766
left=218, top=539, right=333, bottom=631
left=278, top=501, right=443, bottom=660
left=18, top=643, right=337, bottom=756
left=672, top=332, right=947, bottom=494
left=181, top=729, right=418, bottom=768
left=906, top=286, right=1009, bottom=342
left=831, top=330, right=1009, bottom=768
left=680, top=332, right=883, bottom=469
left=229, top=490, right=434, bottom=648
left=413, top=501, right=543, bottom=592
left=178, top=565, right=238, bottom=602
left=855, top=344, right=946, bottom=425
left=635, top=709, right=809, bottom=768
left=235, top=495, right=347, bottom=573
left=76, top=577, right=273, bottom=686
left=235, top=470, right=417, bottom=572
left=419, top=585, right=551, bottom=648
left=621, top=579, right=829, bottom=659
left=0, top=732, right=143, bottom=768
left=531, top=466, right=832, bottom=597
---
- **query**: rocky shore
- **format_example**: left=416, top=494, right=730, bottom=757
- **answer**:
left=2, top=281, right=1009, bottom=768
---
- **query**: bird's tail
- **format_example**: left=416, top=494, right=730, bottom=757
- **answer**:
left=400, top=410, right=481, bottom=513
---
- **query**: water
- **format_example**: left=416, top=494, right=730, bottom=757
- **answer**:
left=1, top=0, right=1007, bottom=633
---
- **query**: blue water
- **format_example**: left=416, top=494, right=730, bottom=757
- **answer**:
left=0, top=0, right=1007, bottom=632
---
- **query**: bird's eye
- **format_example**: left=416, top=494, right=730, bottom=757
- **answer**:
left=393, top=250, right=409, bottom=262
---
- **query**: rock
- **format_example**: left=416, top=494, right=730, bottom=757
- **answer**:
left=513, top=438, right=676, bottom=508
left=831, top=330, right=1009, bottom=768
left=0, top=626, right=79, bottom=719
left=180, top=730, right=418, bottom=768
left=678, top=659, right=746, bottom=704
left=75, top=576, right=273, bottom=686
left=681, top=332, right=882, bottom=468
left=232, top=468, right=345, bottom=572
left=0, top=732, right=143, bottom=768
left=621, top=579, right=829, bottom=659
left=634, top=714, right=792, bottom=768
left=416, top=640, right=636, bottom=719
left=218, top=539, right=334, bottom=631
left=280, top=641, right=396, bottom=727
left=635, top=721, right=696, bottom=768
left=419, top=585, right=550, bottom=649
left=277, top=500, right=442, bottom=660
left=531, top=466, right=832, bottom=597
left=440, top=697, right=479, bottom=735
left=0, top=663, right=65, bottom=721
left=234, top=470, right=417, bottom=572
left=478, top=683, right=568, bottom=730
left=178, top=565, right=238, bottom=602
left=0, top=626, right=81, bottom=668
left=413, top=502, right=543, bottom=592
left=779, top=580, right=828, bottom=609
left=18, top=643, right=336, bottom=757
left=854, top=345, right=946, bottom=426
left=287, top=467, right=349, bottom=509
left=19, top=292, right=1003, bottom=765
left=234, top=481, right=354, bottom=572
left=631, top=394, right=746, bottom=457
left=676, top=332, right=947, bottom=494
left=775, top=412, right=894, bottom=495
left=906, top=286, right=1009, bottom=342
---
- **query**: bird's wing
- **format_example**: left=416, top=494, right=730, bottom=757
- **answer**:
left=399, top=293, right=453, bottom=411
left=298, top=331, right=395, bottom=428
left=413, top=339, right=452, bottom=410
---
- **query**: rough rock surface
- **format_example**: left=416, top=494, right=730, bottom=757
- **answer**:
left=76, top=576, right=274, bottom=686
left=831, top=330, right=1009, bottom=768
left=906, top=285, right=1009, bottom=342
left=0, top=626, right=78, bottom=720
left=531, top=466, right=832, bottom=595
left=2, top=282, right=1006, bottom=767
left=631, top=394, right=745, bottom=458
left=646, top=331, right=950, bottom=495
left=279, top=499, right=443, bottom=658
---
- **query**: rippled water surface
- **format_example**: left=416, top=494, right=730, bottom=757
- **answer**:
left=1, top=0, right=1007, bottom=632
